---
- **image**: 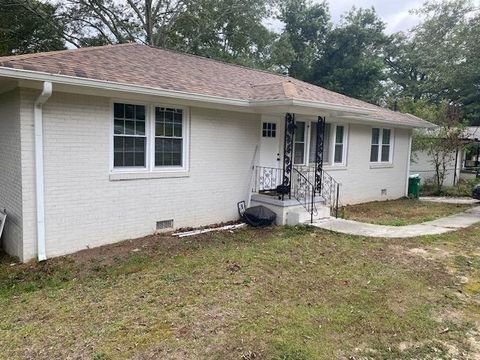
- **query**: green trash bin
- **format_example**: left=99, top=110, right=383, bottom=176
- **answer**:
left=408, top=174, right=421, bottom=198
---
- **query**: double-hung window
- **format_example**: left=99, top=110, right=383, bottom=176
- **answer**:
left=112, top=102, right=187, bottom=172
left=309, top=123, right=331, bottom=164
left=113, top=103, right=147, bottom=168
left=333, top=125, right=345, bottom=164
left=308, top=123, right=346, bottom=166
left=370, top=128, right=393, bottom=163
left=294, top=121, right=306, bottom=165
left=155, top=107, right=184, bottom=167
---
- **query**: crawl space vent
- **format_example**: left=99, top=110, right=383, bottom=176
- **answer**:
left=156, top=219, right=174, bottom=231
left=381, top=189, right=388, bottom=196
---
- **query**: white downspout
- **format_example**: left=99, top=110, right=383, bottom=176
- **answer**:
left=34, top=82, right=52, bottom=261
left=405, top=129, right=413, bottom=196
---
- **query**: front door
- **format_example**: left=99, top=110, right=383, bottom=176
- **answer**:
left=259, top=120, right=281, bottom=169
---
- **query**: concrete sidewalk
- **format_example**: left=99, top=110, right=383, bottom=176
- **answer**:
left=420, top=196, right=480, bottom=205
left=311, top=206, right=480, bottom=238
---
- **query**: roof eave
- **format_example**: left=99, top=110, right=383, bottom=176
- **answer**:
left=0, top=67, right=250, bottom=108
left=0, top=66, right=436, bottom=129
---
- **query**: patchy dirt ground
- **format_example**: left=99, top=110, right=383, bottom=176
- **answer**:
left=342, top=198, right=473, bottom=226
left=1, top=224, right=480, bottom=359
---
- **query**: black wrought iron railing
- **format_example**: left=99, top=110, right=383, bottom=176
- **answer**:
left=291, top=165, right=341, bottom=217
left=252, top=165, right=341, bottom=219
left=252, top=166, right=283, bottom=193
left=291, top=167, right=317, bottom=223
left=321, top=170, right=341, bottom=218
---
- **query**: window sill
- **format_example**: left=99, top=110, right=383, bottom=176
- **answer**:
left=323, top=165, right=348, bottom=171
left=370, top=163, right=394, bottom=169
left=109, top=171, right=190, bottom=181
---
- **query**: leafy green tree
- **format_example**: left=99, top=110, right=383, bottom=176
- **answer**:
left=273, top=0, right=330, bottom=79
left=386, top=0, right=480, bottom=124
left=0, top=0, right=66, bottom=56
left=412, top=124, right=464, bottom=192
left=404, top=99, right=465, bottom=191
left=50, top=0, right=275, bottom=66
left=384, top=33, right=428, bottom=101
left=165, top=0, right=275, bottom=67
left=312, top=7, right=388, bottom=103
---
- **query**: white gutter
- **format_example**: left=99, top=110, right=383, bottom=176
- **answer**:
left=0, top=67, right=433, bottom=128
left=0, top=67, right=436, bottom=129
left=249, top=98, right=373, bottom=116
left=0, top=67, right=248, bottom=108
left=34, top=81, right=52, bottom=261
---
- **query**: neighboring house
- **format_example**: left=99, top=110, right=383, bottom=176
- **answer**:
left=410, top=126, right=480, bottom=186
left=0, top=43, right=434, bottom=262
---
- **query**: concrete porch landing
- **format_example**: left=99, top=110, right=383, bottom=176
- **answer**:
left=310, top=206, right=480, bottom=238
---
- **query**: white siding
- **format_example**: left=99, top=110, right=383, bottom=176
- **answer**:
left=410, top=149, right=460, bottom=187
left=19, top=91, right=260, bottom=260
left=0, top=90, right=23, bottom=258
left=326, top=124, right=412, bottom=205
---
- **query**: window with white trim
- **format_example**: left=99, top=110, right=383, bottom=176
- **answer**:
left=309, top=122, right=331, bottom=164
left=112, top=102, right=188, bottom=172
left=294, top=121, right=306, bottom=165
left=155, top=107, right=184, bottom=167
left=370, top=128, right=392, bottom=163
left=113, top=103, right=147, bottom=168
left=333, top=125, right=345, bottom=164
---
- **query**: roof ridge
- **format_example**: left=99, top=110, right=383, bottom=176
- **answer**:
left=0, top=42, right=136, bottom=62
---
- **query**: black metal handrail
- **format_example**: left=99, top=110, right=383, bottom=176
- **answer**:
left=291, top=167, right=317, bottom=223
left=293, top=165, right=341, bottom=217
left=321, top=170, right=341, bottom=218
left=252, top=165, right=341, bottom=220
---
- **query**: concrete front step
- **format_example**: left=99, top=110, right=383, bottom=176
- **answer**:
left=287, top=206, right=331, bottom=225
left=250, top=193, right=330, bottom=225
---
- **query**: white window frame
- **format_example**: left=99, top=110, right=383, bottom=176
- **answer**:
left=370, top=127, right=394, bottom=164
left=109, top=100, right=190, bottom=174
left=151, top=104, right=189, bottom=172
left=293, top=120, right=308, bottom=165
left=306, top=121, right=348, bottom=167
left=110, top=101, right=150, bottom=172
left=332, top=124, right=347, bottom=166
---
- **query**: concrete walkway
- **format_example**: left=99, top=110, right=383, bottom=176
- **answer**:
left=311, top=206, right=480, bottom=238
left=420, top=196, right=480, bottom=205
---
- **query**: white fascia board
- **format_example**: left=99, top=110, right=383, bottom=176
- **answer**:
left=0, top=67, right=250, bottom=108
left=249, top=98, right=373, bottom=116
left=0, top=67, right=435, bottom=128
left=337, top=114, right=436, bottom=129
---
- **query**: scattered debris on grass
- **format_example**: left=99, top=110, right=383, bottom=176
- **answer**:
left=173, top=223, right=246, bottom=237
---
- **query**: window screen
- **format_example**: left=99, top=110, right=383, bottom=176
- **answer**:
left=334, top=125, right=344, bottom=164
left=113, top=103, right=146, bottom=167
left=155, top=107, right=184, bottom=167
left=294, top=121, right=306, bottom=164
left=309, top=122, right=330, bottom=164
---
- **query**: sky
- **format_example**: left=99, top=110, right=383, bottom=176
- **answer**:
left=265, top=0, right=480, bottom=34
left=327, top=0, right=423, bottom=33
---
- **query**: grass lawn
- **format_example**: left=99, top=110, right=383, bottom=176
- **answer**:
left=342, top=198, right=473, bottom=226
left=1, top=224, right=480, bottom=359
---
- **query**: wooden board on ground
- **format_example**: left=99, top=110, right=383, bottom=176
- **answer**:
left=0, top=210, right=6, bottom=240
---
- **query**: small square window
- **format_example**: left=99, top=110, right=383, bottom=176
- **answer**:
left=262, top=122, right=276, bottom=137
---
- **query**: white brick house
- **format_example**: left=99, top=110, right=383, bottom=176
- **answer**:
left=0, top=44, right=434, bottom=262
